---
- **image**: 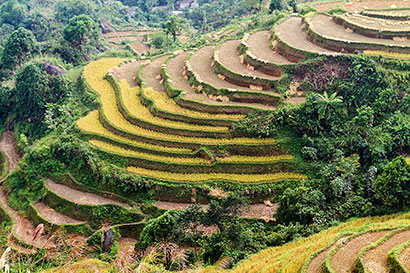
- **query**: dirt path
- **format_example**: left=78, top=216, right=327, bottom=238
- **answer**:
left=141, top=55, right=168, bottom=93
left=0, top=131, right=19, bottom=177
left=190, top=46, right=278, bottom=93
left=218, top=39, right=280, bottom=80
left=154, top=201, right=278, bottom=220
left=330, top=230, right=389, bottom=273
left=46, top=179, right=133, bottom=210
left=275, top=17, right=336, bottom=55
left=399, top=243, right=410, bottom=271
left=33, top=202, right=86, bottom=225
left=247, top=31, right=294, bottom=65
left=305, top=236, right=348, bottom=273
left=310, top=14, right=410, bottom=46
left=167, top=52, right=277, bottom=111
left=364, top=229, right=410, bottom=273
left=109, top=60, right=142, bottom=87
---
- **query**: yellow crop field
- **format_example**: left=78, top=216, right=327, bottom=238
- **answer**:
left=118, top=79, right=229, bottom=132
left=364, top=50, right=410, bottom=60
left=217, top=154, right=294, bottom=163
left=127, top=167, right=307, bottom=183
left=77, top=111, right=191, bottom=153
left=142, top=87, right=245, bottom=120
left=89, top=139, right=210, bottom=164
left=82, top=59, right=277, bottom=145
left=194, top=212, right=410, bottom=273
left=406, top=157, right=410, bottom=164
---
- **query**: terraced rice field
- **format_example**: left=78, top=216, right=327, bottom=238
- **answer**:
left=76, top=57, right=306, bottom=184
left=308, top=14, right=410, bottom=48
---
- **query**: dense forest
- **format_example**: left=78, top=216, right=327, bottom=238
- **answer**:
left=0, top=0, right=409, bottom=272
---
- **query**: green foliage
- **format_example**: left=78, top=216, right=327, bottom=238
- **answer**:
left=63, top=15, right=100, bottom=49
left=0, top=27, right=37, bottom=69
left=56, top=0, right=96, bottom=24
left=164, top=15, right=186, bottom=42
left=270, top=0, right=284, bottom=12
left=374, top=156, right=410, bottom=208
left=0, top=0, right=28, bottom=27
left=277, top=186, right=325, bottom=225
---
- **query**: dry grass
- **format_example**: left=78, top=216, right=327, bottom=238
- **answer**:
left=127, top=167, right=307, bottom=183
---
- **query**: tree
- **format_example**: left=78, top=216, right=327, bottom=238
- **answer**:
left=14, top=63, right=68, bottom=121
left=56, top=0, right=96, bottom=24
left=0, top=0, right=28, bottom=27
left=374, top=156, right=410, bottom=208
left=63, top=15, right=100, bottom=50
left=276, top=186, right=325, bottom=224
left=317, top=91, right=343, bottom=123
left=270, top=0, right=284, bottom=12
left=1, top=27, right=37, bottom=69
left=289, top=0, right=298, bottom=12
left=164, top=15, right=185, bottom=42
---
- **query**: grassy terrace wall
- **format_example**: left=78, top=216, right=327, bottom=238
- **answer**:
left=159, top=56, right=267, bottom=115
left=238, top=32, right=294, bottom=76
left=387, top=240, right=410, bottom=273
left=333, top=15, right=410, bottom=39
left=303, top=15, right=410, bottom=54
left=185, top=51, right=282, bottom=106
left=272, top=16, right=321, bottom=62
left=105, top=73, right=230, bottom=138
left=212, top=40, right=282, bottom=89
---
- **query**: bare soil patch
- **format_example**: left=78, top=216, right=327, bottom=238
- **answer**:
left=141, top=55, right=169, bottom=92
left=33, top=202, right=85, bottom=225
left=342, top=1, right=410, bottom=13
left=218, top=39, right=280, bottom=80
left=305, top=236, right=348, bottom=273
left=310, top=14, right=410, bottom=46
left=276, top=17, right=336, bottom=55
left=364, top=229, right=410, bottom=273
left=330, top=230, right=389, bottom=272
left=46, top=179, right=132, bottom=210
left=247, top=31, right=294, bottom=65
left=109, top=60, right=142, bottom=87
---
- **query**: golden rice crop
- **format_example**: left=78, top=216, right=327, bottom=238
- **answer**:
left=82, top=59, right=276, bottom=145
left=142, top=87, right=244, bottom=120
left=364, top=50, right=410, bottom=60
left=118, top=80, right=229, bottom=132
left=77, top=110, right=191, bottom=153
left=217, top=154, right=294, bottom=163
left=89, top=139, right=209, bottom=164
left=127, top=166, right=307, bottom=183
left=216, top=212, right=410, bottom=273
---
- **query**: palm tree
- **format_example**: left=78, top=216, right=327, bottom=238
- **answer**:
left=317, top=91, right=343, bottom=123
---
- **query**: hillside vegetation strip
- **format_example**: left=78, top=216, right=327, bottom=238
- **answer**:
left=127, top=167, right=307, bottom=183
